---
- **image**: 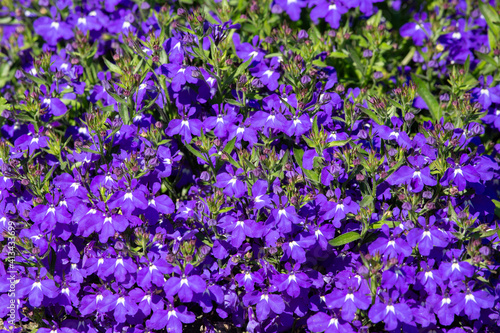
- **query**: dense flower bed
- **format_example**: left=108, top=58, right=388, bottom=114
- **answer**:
left=1, top=0, right=500, bottom=332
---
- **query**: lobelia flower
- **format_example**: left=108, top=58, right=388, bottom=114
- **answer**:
left=448, top=281, right=496, bottom=321
left=29, top=192, right=71, bottom=232
left=273, top=263, right=311, bottom=298
left=39, top=83, right=68, bottom=117
left=235, top=267, right=265, bottom=292
left=376, top=117, right=412, bottom=149
left=416, top=260, right=443, bottom=294
left=214, top=165, right=247, bottom=198
left=309, top=0, right=348, bottom=29
left=232, top=33, right=265, bottom=63
left=400, top=13, right=432, bottom=46
left=129, top=287, right=164, bottom=317
left=164, top=265, right=206, bottom=302
left=108, top=179, right=148, bottom=216
left=142, top=182, right=175, bottom=223
left=34, top=16, right=73, bottom=46
left=228, top=116, right=259, bottom=147
left=406, top=216, right=448, bottom=256
left=101, top=255, right=138, bottom=283
left=270, top=195, right=302, bottom=233
left=53, top=169, right=89, bottom=199
left=13, top=124, right=49, bottom=155
left=368, top=290, right=413, bottom=331
left=203, top=104, right=237, bottom=139
left=471, top=75, right=500, bottom=109
left=440, top=154, right=481, bottom=191
left=249, top=63, right=281, bottom=91
left=165, top=108, right=202, bottom=143
left=306, top=311, right=354, bottom=333
left=242, top=288, right=285, bottom=321
left=324, top=272, right=371, bottom=321
left=281, top=233, right=316, bottom=263
left=381, top=265, right=416, bottom=294
left=368, top=225, right=413, bottom=261
left=17, top=270, right=58, bottom=307
left=101, top=291, right=138, bottom=324
left=285, top=111, right=311, bottom=137
left=251, top=179, right=272, bottom=209
left=386, top=155, right=437, bottom=193
left=427, top=288, right=461, bottom=326
left=219, top=215, right=264, bottom=248
left=146, top=298, right=196, bottom=331
left=439, top=259, right=474, bottom=282
left=275, top=0, right=307, bottom=21
left=156, top=146, right=182, bottom=178
left=137, top=254, right=173, bottom=289
left=319, top=189, right=359, bottom=226
left=79, top=287, right=113, bottom=316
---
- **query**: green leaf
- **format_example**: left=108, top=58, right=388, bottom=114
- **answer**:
left=326, top=139, right=351, bottom=148
left=412, top=74, right=442, bottom=121
left=24, top=72, right=46, bottom=86
left=185, top=144, right=206, bottom=162
left=329, top=52, right=348, bottom=59
left=479, top=2, right=500, bottom=38
left=359, top=195, right=373, bottom=208
left=195, top=232, right=213, bottom=247
left=328, top=231, right=361, bottom=247
left=118, top=103, right=130, bottom=125
left=103, top=58, right=123, bottom=75
left=218, top=206, right=234, bottom=214
left=223, top=137, right=237, bottom=154
left=302, top=135, right=316, bottom=148
left=293, top=147, right=304, bottom=168
left=357, top=106, right=382, bottom=125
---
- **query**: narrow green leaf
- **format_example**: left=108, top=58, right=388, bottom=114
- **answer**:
left=293, top=147, right=304, bottom=168
left=185, top=144, right=206, bottom=161
left=479, top=2, right=500, bottom=38
left=357, top=106, right=383, bottom=125
left=223, top=137, right=237, bottom=154
left=327, top=139, right=351, bottom=148
left=412, top=74, right=442, bottom=121
left=103, top=58, right=123, bottom=75
left=328, top=231, right=361, bottom=247
left=359, top=195, right=373, bottom=208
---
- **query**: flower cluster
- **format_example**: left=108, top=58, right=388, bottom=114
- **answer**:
left=1, top=0, right=500, bottom=332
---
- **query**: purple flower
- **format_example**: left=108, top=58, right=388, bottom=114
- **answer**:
left=471, top=75, right=500, bottom=109
left=400, top=13, right=432, bottom=46
left=368, top=290, right=413, bottom=331
left=219, top=215, right=264, bottom=248
left=235, top=267, right=265, bottom=292
left=439, top=259, right=474, bottom=282
left=166, top=110, right=203, bottom=143
left=251, top=179, right=272, bottom=209
left=406, top=216, right=448, bottom=256
left=164, top=265, right=206, bottom=302
left=275, top=0, right=306, bottom=21
left=147, top=301, right=196, bottom=331
left=249, top=63, right=280, bottom=91
left=440, top=154, right=480, bottom=191
left=386, top=155, right=437, bottom=193
left=242, top=289, right=285, bottom=321
left=310, top=1, right=348, bottom=29
left=307, top=312, right=354, bottom=333
left=34, top=17, right=73, bottom=45
left=214, top=165, right=247, bottom=198
left=325, top=284, right=371, bottom=321
left=17, top=274, right=58, bottom=307
left=14, top=124, right=49, bottom=155
left=101, top=292, right=138, bottom=324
